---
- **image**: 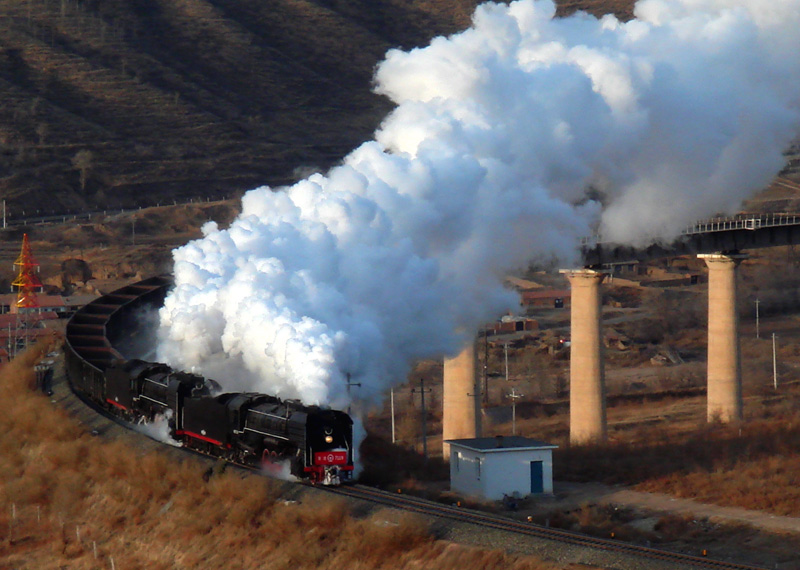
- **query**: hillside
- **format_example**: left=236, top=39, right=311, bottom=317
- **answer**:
left=0, top=0, right=634, bottom=217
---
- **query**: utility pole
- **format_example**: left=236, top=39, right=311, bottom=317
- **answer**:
left=755, top=298, right=760, bottom=339
left=772, top=333, right=778, bottom=389
left=411, top=378, right=431, bottom=460
left=508, top=387, right=523, bottom=435
left=482, top=330, right=489, bottom=405
left=390, top=387, right=396, bottom=444
left=346, top=373, right=361, bottom=414
left=466, top=388, right=482, bottom=438
left=504, top=342, right=509, bottom=382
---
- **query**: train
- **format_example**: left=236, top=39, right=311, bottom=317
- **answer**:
left=64, top=275, right=355, bottom=485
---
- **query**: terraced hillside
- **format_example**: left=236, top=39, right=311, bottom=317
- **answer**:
left=0, top=0, right=634, bottom=215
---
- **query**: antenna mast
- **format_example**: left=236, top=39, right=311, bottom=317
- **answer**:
left=12, top=233, right=42, bottom=309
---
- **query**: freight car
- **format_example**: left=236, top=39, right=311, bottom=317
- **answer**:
left=64, top=275, right=355, bottom=485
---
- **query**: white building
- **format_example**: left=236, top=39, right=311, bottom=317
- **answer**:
left=446, top=436, right=558, bottom=501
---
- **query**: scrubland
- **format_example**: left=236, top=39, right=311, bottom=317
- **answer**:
left=556, top=406, right=800, bottom=516
left=0, top=338, right=575, bottom=570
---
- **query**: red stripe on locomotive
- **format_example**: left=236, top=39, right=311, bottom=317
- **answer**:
left=106, top=398, right=127, bottom=410
left=175, top=429, right=230, bottom=448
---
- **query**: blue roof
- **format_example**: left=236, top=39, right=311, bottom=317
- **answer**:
left=445, top=436, right=558, bottom=452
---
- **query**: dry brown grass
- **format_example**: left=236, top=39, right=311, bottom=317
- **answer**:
left=0, top=338, right=578, bottom=569
left=555, top=402, right=800, bottom=516
left=527, top=505, right=798, bottom=567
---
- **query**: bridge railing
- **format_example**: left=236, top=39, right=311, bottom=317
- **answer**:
left=683, top=213, right=800, bottom=235
left=581, top=212, right=800, bottom=265
left=582, top=213, right=800, bottom=248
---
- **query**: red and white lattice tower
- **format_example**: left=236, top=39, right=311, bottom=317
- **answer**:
left=11, top=233, right=42, bottom=309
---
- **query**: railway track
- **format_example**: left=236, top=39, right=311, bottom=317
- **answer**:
left=61, top=275, right=774, bottom=570
left=57, top=361, right=769, bottom=570
left=321, top=484, right=768, bottom=570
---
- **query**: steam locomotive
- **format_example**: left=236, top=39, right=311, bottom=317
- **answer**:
left=101, top=359, right=355, bottom=484
left=63, top=275, right=354, bottom=485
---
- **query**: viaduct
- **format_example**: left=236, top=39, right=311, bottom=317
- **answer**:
left=443, top=213, right=800, bottom=454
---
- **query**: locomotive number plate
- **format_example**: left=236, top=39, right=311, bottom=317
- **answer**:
left=314, top=451, right=347, bottom=465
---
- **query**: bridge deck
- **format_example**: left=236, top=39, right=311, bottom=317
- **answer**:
left=581, top=214, right=800, bottom=266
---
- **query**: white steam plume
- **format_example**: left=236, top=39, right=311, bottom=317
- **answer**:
left=133, top=411, right=183, bottom=448
left=158, top=0, right=800, bottom=408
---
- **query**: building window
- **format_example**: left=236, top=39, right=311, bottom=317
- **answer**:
left=455, top=453, right=460, bottom=472
left=476, top=458, right=481, bottom=480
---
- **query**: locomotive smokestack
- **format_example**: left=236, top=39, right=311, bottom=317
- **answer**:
left=442, top=338, right=482, bottom=459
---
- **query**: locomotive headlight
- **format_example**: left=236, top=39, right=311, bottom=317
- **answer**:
left=325, top=435, right=334, bottom=443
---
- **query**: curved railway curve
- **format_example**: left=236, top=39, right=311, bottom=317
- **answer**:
left=64, top=274, right=170, bottom=388
left=62, top=276, right=770, bottom=570
left=63, top=274, right=356, bottom=485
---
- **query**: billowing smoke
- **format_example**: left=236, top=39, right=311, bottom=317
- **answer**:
left=157, top=0, right=800, bottom=407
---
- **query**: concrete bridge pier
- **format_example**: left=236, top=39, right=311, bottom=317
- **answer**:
left=561, top=268, right=607, bottom=444
left=442, top=340, right=482, bottom=458
left=699, top=253, right=746, bottom=423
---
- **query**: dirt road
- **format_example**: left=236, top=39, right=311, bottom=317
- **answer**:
left=537, top=481, right=800, bottom=535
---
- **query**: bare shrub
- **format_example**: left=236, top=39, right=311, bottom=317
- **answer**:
left=543, top=503, right=651, bottom=542
left=358, top=432, right=448, bottom=486
left=71, top=149, right=94, bottom=191
left=622, top=289, right=705, bottom=346
left=322, top=509, right=435, bottom=568
left=205, top=471, right=279, bottom=528
left=558, top=415, right=800, bottom=516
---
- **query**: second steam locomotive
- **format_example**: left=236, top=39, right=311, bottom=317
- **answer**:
left=64, top=276, right=355, bottom=485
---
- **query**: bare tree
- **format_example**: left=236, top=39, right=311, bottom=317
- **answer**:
left=71, top=149, right=94, bottom=191
left=36, top=123, right=48, bottom=146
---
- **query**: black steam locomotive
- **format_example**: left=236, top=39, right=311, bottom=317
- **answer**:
left=64, top=275, right=355, bottom=485
left=103, top=359, right=354, bottom=484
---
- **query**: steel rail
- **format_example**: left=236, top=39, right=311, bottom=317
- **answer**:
left=321, top=484, right=767, bottom=570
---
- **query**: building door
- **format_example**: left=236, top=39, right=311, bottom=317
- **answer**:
left=530, top=461, right=544, bottom=494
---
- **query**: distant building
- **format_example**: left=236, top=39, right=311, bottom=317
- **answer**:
left=486, top=315, right=538, bottom=336
left=446, top=436, right=558, bottom=500
left=0, top=294, right=98, bottom=317
left=520, top=289, right=571, bottom=308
